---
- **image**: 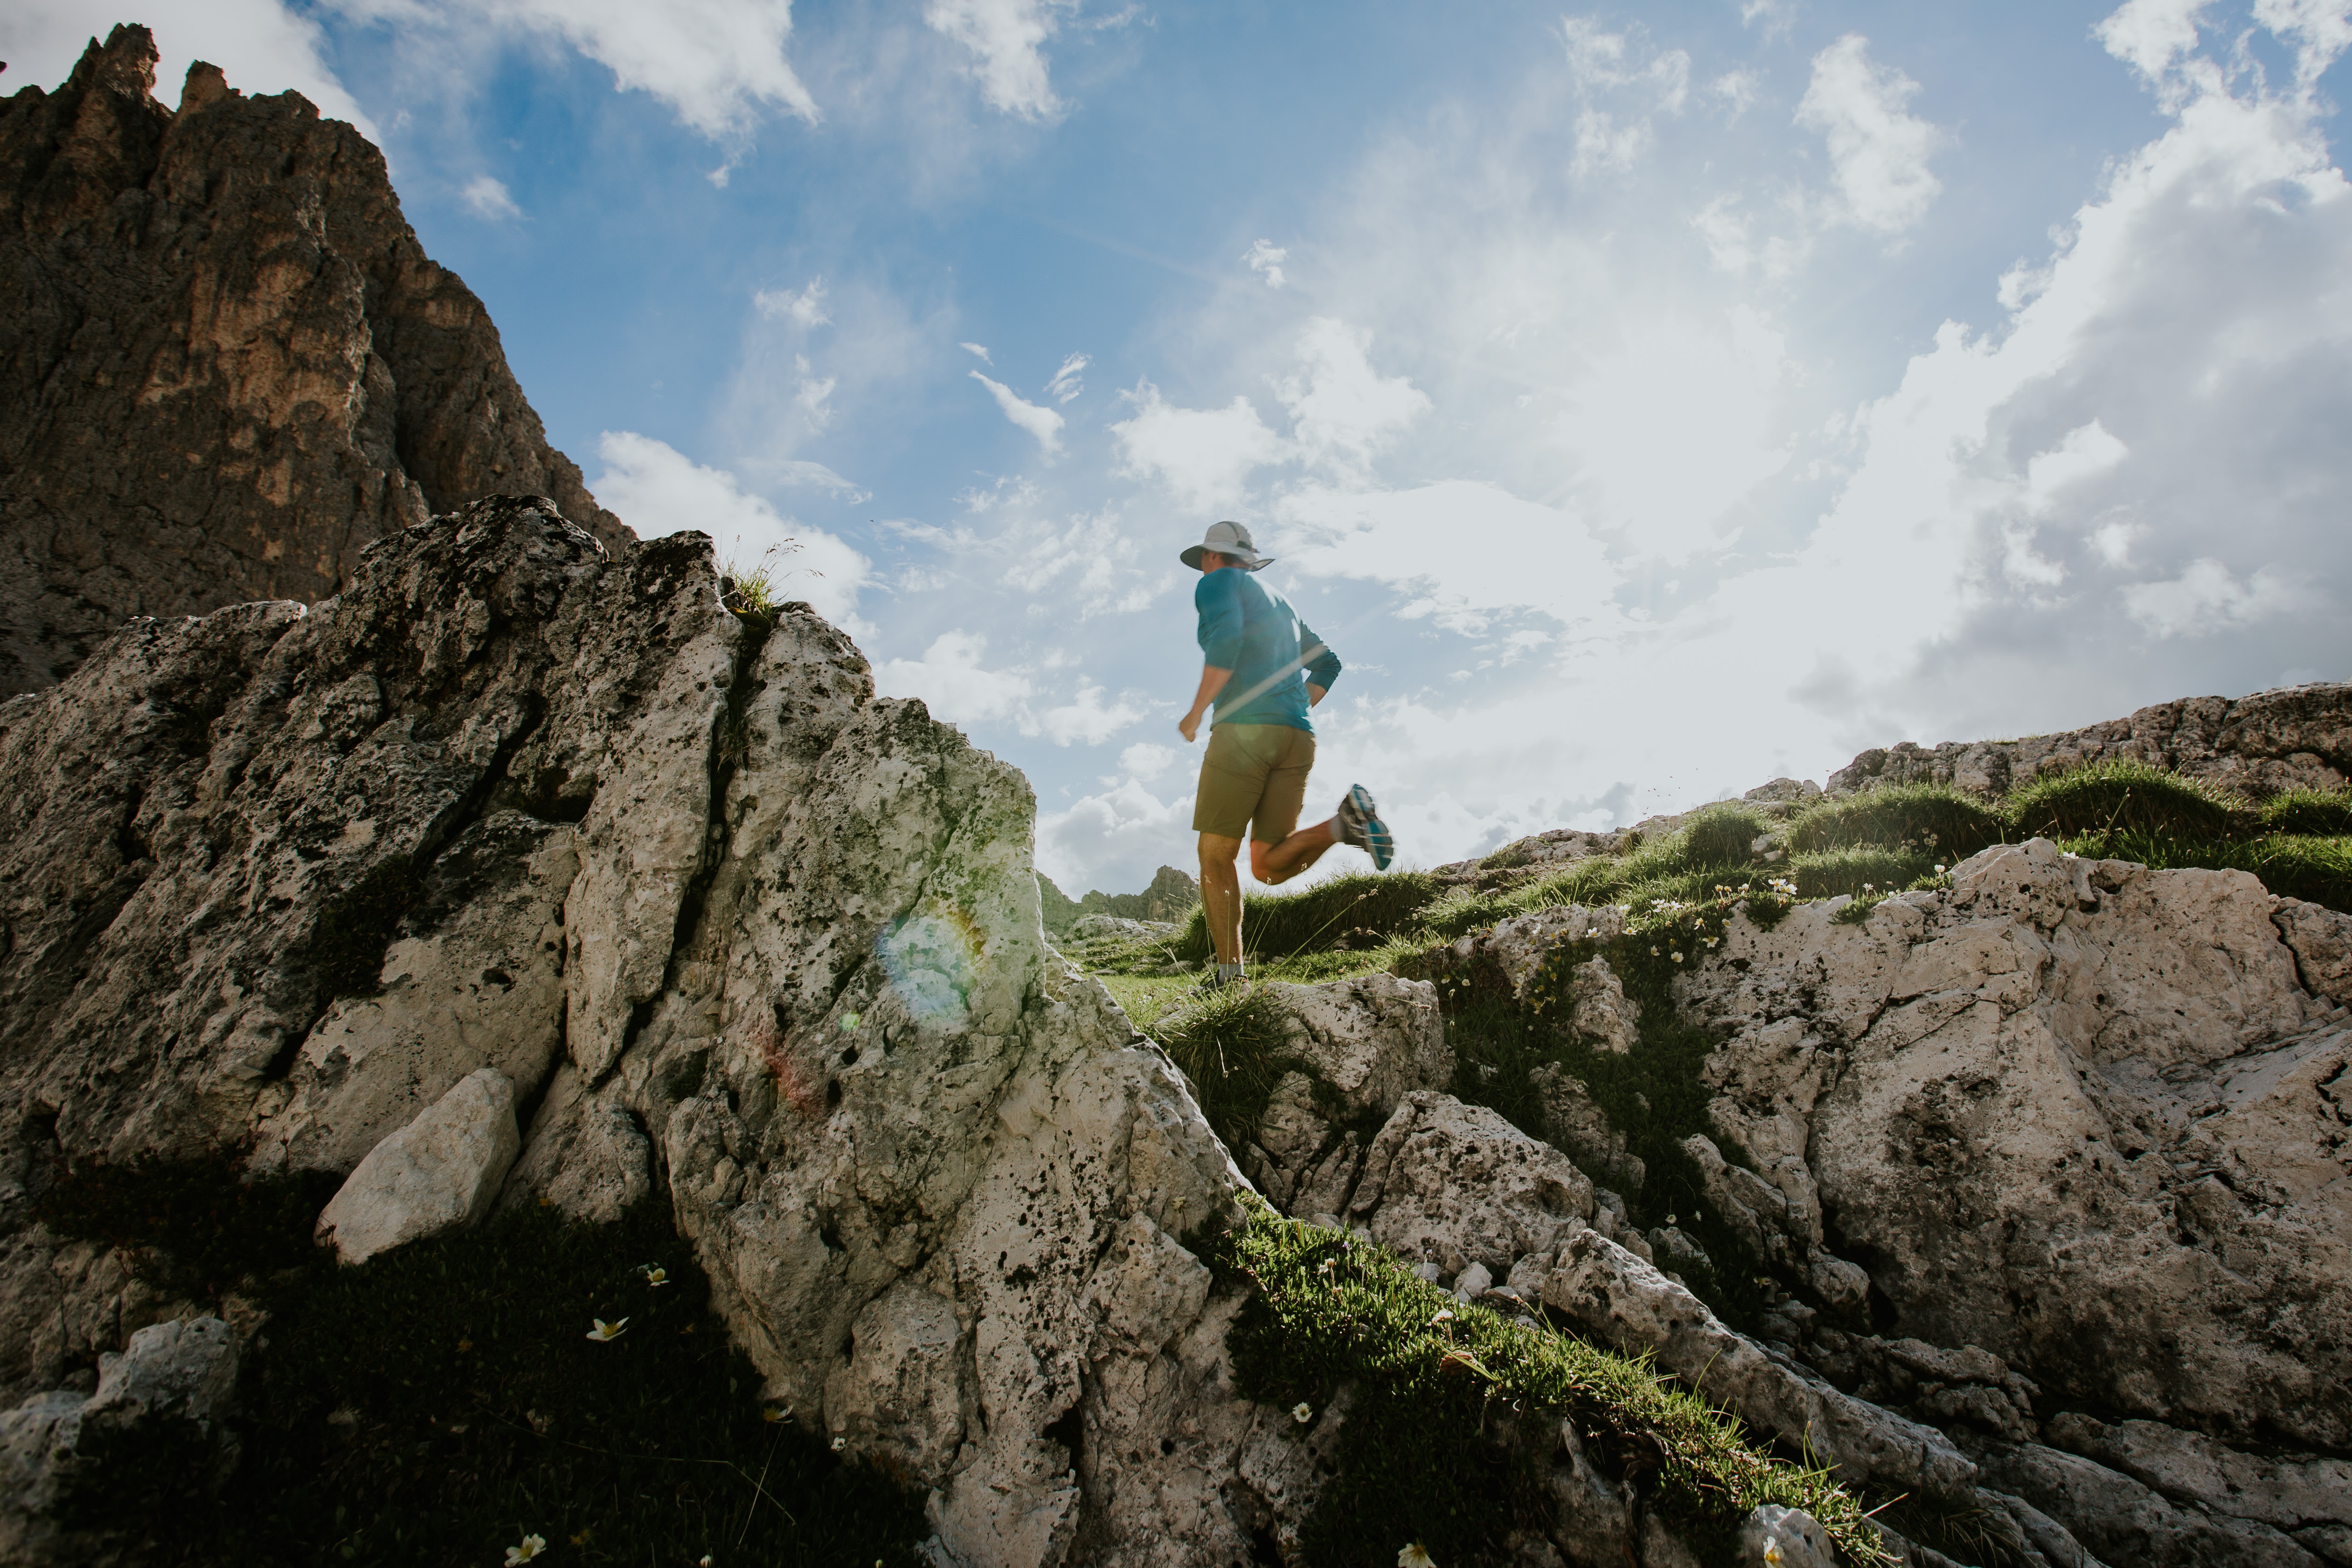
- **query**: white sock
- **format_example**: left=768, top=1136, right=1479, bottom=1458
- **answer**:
left=1218, top=962, right=1245, bottom=982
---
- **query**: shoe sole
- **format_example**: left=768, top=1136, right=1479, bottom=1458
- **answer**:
left=1344, top=784, right=1394, bottom=872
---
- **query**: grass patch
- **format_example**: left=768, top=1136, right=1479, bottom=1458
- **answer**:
left=35, top=1161, right=926, bottom=1568
left=2005, top=757, right=2249, bottom=841
left=2058, top=829, right=2352, bottom=912
left=1216, top=1205, right=1894, bottom=1568
left=719, top=540, right=802, bottom=626
left=1785, top=783, right=2005, bottom=860
left=1173, top=871, right=1444, bottom=962
left=2260, top=787, right=2352, bottom=837
left=1145, top=985, right=1302, bottom=1149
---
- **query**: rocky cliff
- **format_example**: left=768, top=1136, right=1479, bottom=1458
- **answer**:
left=0, top=26, right=631, bottom=698
left=6, top=501, right=2347, bottom=1567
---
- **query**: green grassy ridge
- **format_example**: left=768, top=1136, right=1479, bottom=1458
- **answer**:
left=1216, top=1204, right=1895, bottom=1568
left=32, top=1160, right=926, bottom=1568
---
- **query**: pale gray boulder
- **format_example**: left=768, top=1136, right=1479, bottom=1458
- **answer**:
left=498, top=1062, right=653, bottom=1223
left=315, top=1067, right=520, bottom=1264
left=0, top=1317, right=239, bottom=1565
left=1741, top=1504, right=1834, bottom=1568
left=1349, top=1090, right=1595, bottom=1279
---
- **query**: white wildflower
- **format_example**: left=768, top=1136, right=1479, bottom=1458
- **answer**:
left=1398, top=1545, right=1436, bottom=1568
left=585, top=1317, right=628, bottom=1341
left=1291, top=1401, right=1313, bottom=1424
left=506, top=1536, right=547, bottom=1566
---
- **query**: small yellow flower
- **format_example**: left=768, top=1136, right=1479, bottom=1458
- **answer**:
left=586, top=1317, right=629, bottom=1341
left=1665, top=1214, right=1677, bottom=1226
left=640, top=1265, right=669, bottom=1287
left=1398, top=1544, right=1436, bottom=1568
left=762, top=1405, right=790, bottom=1424
left=1291, top=1401, right=1313, bottom=1424
left=1763, top=1536, right=1784, bottom=1566
left=506, top=1534, right=546, bottom=1566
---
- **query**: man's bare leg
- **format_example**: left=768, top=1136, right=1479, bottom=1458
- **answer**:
left=1251, top=819, right=1338, bottom=886
left=1197, top=832, right=1246, bottom=966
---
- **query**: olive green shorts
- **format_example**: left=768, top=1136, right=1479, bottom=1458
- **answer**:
left=1193, top=723, right=1317, bottom=843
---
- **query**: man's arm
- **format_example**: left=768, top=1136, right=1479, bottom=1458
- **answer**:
left=1180, top=665, right=1231, bottom=742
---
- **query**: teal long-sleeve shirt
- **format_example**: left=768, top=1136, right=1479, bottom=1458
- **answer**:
left=1193, top=567, right=1342, bottom=732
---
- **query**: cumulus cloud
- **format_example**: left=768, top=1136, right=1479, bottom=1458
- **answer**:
left=591, top=430, right=870, bottom=633
left=874, top=630, right=1032, bottom=721
left=1035, top=777, right=1192, bottom=895
left=1242, top=239, right=1288, bottom=288
left=1110, top=382, right=1288, bottom=511
left=1795, top=35, right=1947, bottom=233
left=3, top=0, right=379, bottom=138
left=2123, top=559, right=2310, bottom=637
left=1272, top=318, right=1431, bottom=475
left=459, top=173, right=522, bottom=220
left=925, top=0, right=1073, bottom=121
left=970, top=369, right=1066, bottom=454
left=960, top=341, right=993, bottom=362
left=755, top=277, right=831, bottom=327
left=328, top=0, right=818, bottom=137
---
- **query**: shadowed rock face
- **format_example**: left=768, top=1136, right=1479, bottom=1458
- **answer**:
left=0, top=24, right=631, bottom=697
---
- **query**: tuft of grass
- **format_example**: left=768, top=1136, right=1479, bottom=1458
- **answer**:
left=34, top=1161, right=926, bottom=1568
left=719, top=539, right=805, bottom=626
left=2259, top=787, right=2352, bottom=837
left=2004, top=757, right=2249, bottom=841
left=1216, top=1204, right=1896, bottom=1568
left=1146, top=984, right=1302, bottom=1148
left=1678, top=802, right=1774, bottom=871
left=1173, top=871, right=1443, bottom=962
left=1785, top=783, right=2005, bottom=860
left=1785, top=846, right=1935, bottom=901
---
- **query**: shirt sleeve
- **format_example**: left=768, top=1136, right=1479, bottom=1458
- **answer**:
left=1298, top=617, right=1342, bottom=690
left=1195, top=572, right=1245, bottom=670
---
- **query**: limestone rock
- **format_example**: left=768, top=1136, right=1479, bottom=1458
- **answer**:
left=499, top=1063, right=653, bottom=1224
left=2276, top=898, right=2352, bottom=1009
left=2044, top=1411, right=2352, bottom=1541
left=0, top=1316, right=238, bottom=1564
left=1981, top=1442, right=2324, bottom=1567
left=0, top=28, right=631, bottom=696
left=1741, top=1504, right=1834, bottom=1568
left=1681, top=837, right=2352, bottom=1451
left=315, top=1067, right=520, bottom=1264
left=1827, top=684, right=2352, bottom=799
left=1259, top=971, right=1448, bottom=1117
left=1527, top=1062, right=1643, bottom=1188
left=1350, top=1090, right=1595, bottom=1279
left=1542, top=1230, right=1978, bottom=1508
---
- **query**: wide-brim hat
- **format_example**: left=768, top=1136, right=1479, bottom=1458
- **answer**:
left=1180, top=519, right=1273, bottom=571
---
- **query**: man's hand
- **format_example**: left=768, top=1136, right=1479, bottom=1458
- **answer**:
left=1181, top=665, right=1233, bottom=743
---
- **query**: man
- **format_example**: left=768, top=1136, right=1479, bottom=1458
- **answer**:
left=1177, top=520, right=1394, bottom=990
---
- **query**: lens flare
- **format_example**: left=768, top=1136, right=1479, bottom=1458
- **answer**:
left=875, top=911, right=979, bottom=1025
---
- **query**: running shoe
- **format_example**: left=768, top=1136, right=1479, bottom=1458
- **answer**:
left=1336, top=784, right=1395, bottom=872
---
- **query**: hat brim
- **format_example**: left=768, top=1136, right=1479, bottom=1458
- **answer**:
left=1180, top=545, right=1273, bottom=570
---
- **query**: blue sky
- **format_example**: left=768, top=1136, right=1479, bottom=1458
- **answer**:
left=12, top=0, right=2352, bottom=896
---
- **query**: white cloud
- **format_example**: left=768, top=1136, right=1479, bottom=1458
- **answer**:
left=591, top=430, right=870, bottom=633
left=925, top=0, right=1073, bottom=121
left=1118, top=742, right=1175, bottom=780
left=1710, top=69, right=1760, bottom=118
left=2123, top=559, right=2308, bottom=636
left=329, top=0, right=818, bottom=138
left=793, top=355, right=837, bottom=430
left=1034, top=777, right=1192, bottom=895
left=459, top=173, right=522, bottom=220
left=970, top=370, right=1066, bottom=455
left=755, top=457, right=867, bottom=499
left=755, top=277, right=831, bottom=327
left=960, top=341, right=994, bottom=362
left=1559, top=16, right=1689, bottom=179
left=1035, top=680, right=1144, bottom=745
left=2022, top=420, right=2129, bottom=513
left=1795, top=35, right=1946, bottom=233
left=1046, top=352, right=1089, bottom=404
left=2096, top=0, right=2214, bottom=93
left=1110, top=382, right=1288, bottom=511
left=1272, top=319, right=1432, bottom=476
left=1243, top=238, right=1288, bottom=288
left=1, top=0, right=380, bottom=139
left=874, top=630, right=1032, bottom=722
